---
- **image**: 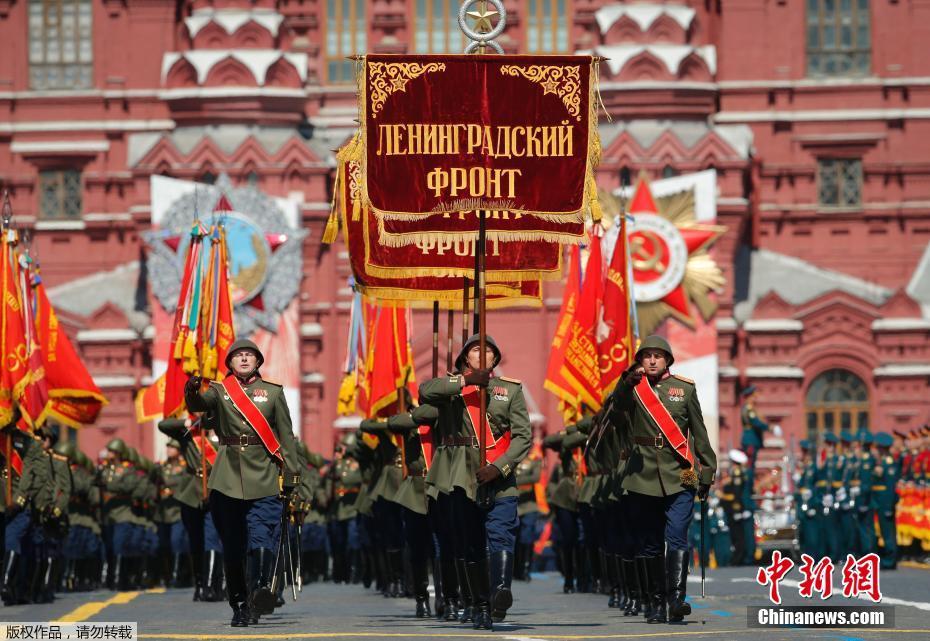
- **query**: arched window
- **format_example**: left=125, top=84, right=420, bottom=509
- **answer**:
left=805, top=368, right=870, bottom=436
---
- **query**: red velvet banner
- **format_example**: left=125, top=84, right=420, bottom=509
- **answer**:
left=356, top=55, right=597, bottom=223
left=343, top=161, right=562, bottom=281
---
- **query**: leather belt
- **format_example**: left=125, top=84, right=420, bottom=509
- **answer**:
left=872, top=485, right=887, bottom=491
left=441, top=436, right=479, bottom=448
left=336, top=487, right=360, bottom=496
left=634, top=436, right=667, bottom=449
left=220, top=435, right=262, bottom=446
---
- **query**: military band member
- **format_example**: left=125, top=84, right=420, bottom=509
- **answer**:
left=849, top=430, right=875, bottom=557
left=185, top=338, right=301, bottom=627
left=721, top=449, right=754, bottom=566
left=739, top=386, right=768, bottom=470
left=609, top=335, right=716, bottom=624
left=872, top=432, right=900, bottom=569
left=420, top=334, right=531, bottom=630
left=794, top=439, right=823, bottom=560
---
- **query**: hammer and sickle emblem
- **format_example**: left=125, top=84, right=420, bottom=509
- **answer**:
left=630, top=231, right=666, bottom=274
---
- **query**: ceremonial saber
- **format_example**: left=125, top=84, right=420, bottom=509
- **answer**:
left=285, top=519, right=298, bottom=601
left=700, top=495, right=706, bottom=598
left=296, top=522, right=303, bottom=593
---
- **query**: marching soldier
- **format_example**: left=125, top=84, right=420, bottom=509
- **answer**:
left=185, top=338, right=301, bottom=627
left=820, top=432, right=844, bottom=561
left=793, top=439, right=823, bottom=559
left=1, top=416, right=41, bottom=604
left=513, top=437, right=542, bottom=582
left=158, top=416, right=225, bottom=602
left=835, top=430, right=856, bottom=559
left=872, top=432, right=899, bottom=569
left=98, top=438, right=140, bottom=590
left=739, top=386, right=768, bottom=471
left=420, top=334, right=531, bottom=630
left=156, top=439, right=192, bottom=587
left=849, top=430, right=875, bottom=557
left=543, top=423, right=587, bottom=595
left=721, top=449, right=754, bottom=566
left=59, top=447, right=103, bottom=592
left=608, top=335, right=716, bottom=624
left=327, top=432, right=363, bottom=585
left=295, top=445, right=329, bottom=585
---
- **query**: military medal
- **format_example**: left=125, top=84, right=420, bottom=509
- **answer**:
left=252, top=388, right=269, bottom=404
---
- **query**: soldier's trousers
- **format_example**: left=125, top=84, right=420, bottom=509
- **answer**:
left=445, top=488, right=518, bottom=561
left=209, top=491, right=282, bottom=558
left=181, top=505, right=224, bottom=556
left=798, top=515, right=822, bottom=560
left=372, top=499, right=405, bottom=550
left=158, top=521, right=189, bottom=555
left=402, top=508, right=432, bottom=564
left=627, top=490, right=694, bottom=556
left=3, top=510, right=31, bottom=553
left=429, top=496, right=456, bottom=563
left=518, top=512, right=539, bottom=546
left=850, top=508, right=875, bottom=558
left=301, top=523, right=327, bottom=552
left=877, top=510, right=897, bottom=568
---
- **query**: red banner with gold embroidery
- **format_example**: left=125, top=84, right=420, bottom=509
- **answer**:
left=349, top=55, right=600, bottom=224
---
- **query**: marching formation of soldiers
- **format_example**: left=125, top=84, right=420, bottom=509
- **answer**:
left=3, top=332, right=928, bottom=626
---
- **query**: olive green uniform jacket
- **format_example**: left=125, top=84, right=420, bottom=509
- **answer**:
left=156, top=457, right=190, bottom=524
left=69, top=463, right=101, bottom=535
left=384, top=404, right=439, bottom=516
left=12, top=433, right=48, bottom=509
left=100, top=461, right=139, bottom=525
left=420, top=374, right=531, bottom=502
left=294, top=455, right=328, bottom=526
left=544, top=427, right=586, bottom=511
left=186, top=376, right=300, bottom=500
left=329, top=455, right=363, bottom=522
left=610, top=372, right=717, bottom=497
left=157, top=418, right=209, bottom=509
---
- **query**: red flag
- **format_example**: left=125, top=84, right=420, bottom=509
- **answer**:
left=163, top=227, right=203, bottom=417
left=15, top=256, right=48, bottom=425
left=135, top=373, right=166, bottom=423
left=33, top=275, right=107, bottom=427
left=213, top=228, right=236, bottom=379
left=365, top=305, right=417, bottom=418
left=596, top=214, right=634, bottom=398
left=0, top=236, right=33, bottom=427
left=544, top=245, right=582, bottom=412
left=559, top=229, right=604, bottom=411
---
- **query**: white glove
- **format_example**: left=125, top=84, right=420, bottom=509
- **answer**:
left=801, top=488, right=812, bottom=501
left=850, top=486, right=861, bottom=498
left=709, top=497, right=720, bottom=509
left=822, top=494, right=834, bottom=508
left=773, top=424, right=782, bottom=437
left=836, top=487, right=847, bottom=503
left=741, top=510, right=752, bottom=520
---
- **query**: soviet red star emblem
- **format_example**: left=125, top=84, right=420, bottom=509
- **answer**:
left=627, top=178, right=725, bottom=333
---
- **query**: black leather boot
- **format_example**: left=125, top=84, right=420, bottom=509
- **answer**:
left=513, top=543, right=525, bottom=581
left=456, top=559, right=473, bottom=623
left=666, top=549, right=691, bottom=622
left=575, top=547, right=590, bottom=593
left=1, top=550, right=19, bottom=604
left=490, top=551, right=514, bottom=622
left=440, top=556, right=460, bottom=621
left=225, top=556, right=249, bottom=627
left=191, top=551, right=204, bottom=601
left=645, top=555, right=667, bottom=624
left=611, top=554, right=626, bottom=610
left=621, top=558, right=638, bottom=615
left=635, top=557, right=651, bottom=619
left=412, top=557, right=432, bottom=618
left=210, top=553, right=226, bottom=602
left=467, top=559, right=493, bottom=631
left=249, top=548, right=276, bottom=617
left=523, top=543, right=534, bottom=582
left=605, top=552, right=619, bottom=608
left=388, top=549, right=404, bottom=598
left=561, top=546, right=575, bottom=593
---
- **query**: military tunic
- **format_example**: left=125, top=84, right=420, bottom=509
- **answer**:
left=872, top=452, right=900, bottom=568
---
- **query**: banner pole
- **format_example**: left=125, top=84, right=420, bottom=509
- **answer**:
left=446, top=308, right=454, bottom=373
left=476, top=210, right=490, bottom=508
left=432, top=301, right=440, bottom=379
left=462, top=277, right=469, bottom=348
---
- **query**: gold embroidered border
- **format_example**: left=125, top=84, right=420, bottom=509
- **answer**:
left=368, top=61, right=447, bottom=119
left=499, top=64, right=582, bottom=121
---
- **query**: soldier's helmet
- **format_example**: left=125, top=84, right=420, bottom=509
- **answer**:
left=166, top=439, right=181, bottom=450
left=106, top=438, right=128, bottom=457
left=53, top=440, right=76, bottom=460
left=76, top=450, right=94, bottom=471
left=634, top=335, right=675, bottom=367
left=455, top=334, right=502, bottom=371
left=225, top=339, right=265, bottom=371
left=127, top=448, right=141, bottom=466
left=339, top=431, right=358, bottom=451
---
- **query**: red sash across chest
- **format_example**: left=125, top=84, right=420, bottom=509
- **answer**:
left=633, top=377, right=694, bottom=468
left=221, top=377, right=283, bottom=461
left=461, top=385, right=511, bottom=464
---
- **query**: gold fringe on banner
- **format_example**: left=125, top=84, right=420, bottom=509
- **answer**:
left=374, top=215, right=586, bottom=248
left=357, top=283, right=543, bottom=310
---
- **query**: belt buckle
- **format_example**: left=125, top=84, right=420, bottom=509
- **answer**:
left=654, top=436, right=664, bottom=449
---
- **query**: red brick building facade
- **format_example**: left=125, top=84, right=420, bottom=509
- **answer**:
left=1, top=0, right=929, bottom=457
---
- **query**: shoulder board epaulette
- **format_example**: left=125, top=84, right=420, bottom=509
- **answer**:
left=672, top=374, right=694, bottom=384
left=499, top=376, right=522, bottom=385
left=52, top=452, right=68, bottom=462
left=261, top=378, right=283, bottom=388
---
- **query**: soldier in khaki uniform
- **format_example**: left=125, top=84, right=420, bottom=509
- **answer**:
left=543, top=423, right=587, bottom=594
left=420, top=334, right=531, bottom=630
left=156, top=439, right=192, bottom=587
left=513, top=439, right=542, bottom=583
left=327, top=432, right=363, bottom=585
left=185, top=338, right=301, bottom=627
left=609, top=335, right=716, bottom=625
